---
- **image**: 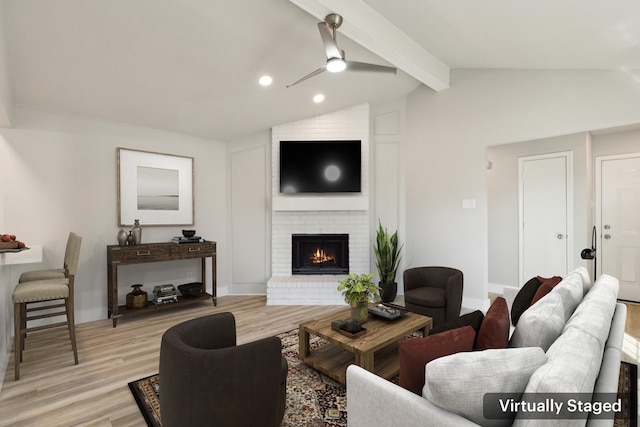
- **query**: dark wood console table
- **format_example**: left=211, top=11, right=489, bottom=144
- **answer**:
left=107, top=241, right=216, bottom=327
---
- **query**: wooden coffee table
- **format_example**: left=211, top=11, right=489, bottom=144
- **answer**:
left=299, top=306, right=432, bottom=384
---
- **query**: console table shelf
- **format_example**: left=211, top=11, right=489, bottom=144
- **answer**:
left=107, top=241, right=216, bottom=327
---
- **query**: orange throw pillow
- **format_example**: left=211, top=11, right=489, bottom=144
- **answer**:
left=474, top=297, right=510, bottom=350
left=398, top=325, right=475, bottom=395
left=530, top=276, right=562, bottom=305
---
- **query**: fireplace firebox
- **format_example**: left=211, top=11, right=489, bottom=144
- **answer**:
left=292, top=234, right=349, bottom=275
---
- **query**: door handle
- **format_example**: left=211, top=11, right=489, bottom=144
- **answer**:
left=604, top=234, right=611, bottom=240
left=557, top=234, right=564, bottom=239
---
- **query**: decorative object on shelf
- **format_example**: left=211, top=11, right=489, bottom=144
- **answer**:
left=126, top=284, right=148, bottom=309
left=373, top=220, right=403, bottom=303
left=126, top=231, right=134, bottom=246
left=337, top=273, right=380, bottom=323
left=171, top=229, right=202, bottom=244
left=117, top=228, right=127, bottom=246
left=132, top=219, right=142, bottom=245
left=153, top=284, right=177, bottom=305
left=117, top=148, right=194, bottom=226
left=178, top=282, right=202, bottom=298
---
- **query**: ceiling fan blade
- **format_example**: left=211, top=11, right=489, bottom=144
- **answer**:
left=317, top=22, right=342, bottom=60
left=345, top=61, right=397, bottom=74
left=286, top=66, right=326, bottom=88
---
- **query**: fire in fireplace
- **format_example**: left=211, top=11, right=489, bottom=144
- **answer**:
left=292, top=234, right=349, bottom=275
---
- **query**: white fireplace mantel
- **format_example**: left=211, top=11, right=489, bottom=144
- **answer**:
left=272, top=195, right=368, bottom=211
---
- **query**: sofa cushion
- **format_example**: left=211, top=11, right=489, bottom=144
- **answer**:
left=530, top=275, right=562, bottom=305
left=510, top=277, right=542, bottom=326
left=424, top=347, right=547, bottom=427
left=508, top=291, right=565, bottom=351
left=572, top=266, right=592, bottom=295
left=398, top=325, right=475, bottom=395
left=475, top=297, right=510, bottom=350
left=428, top=310, right=484, bottom=337
left=551, top=270, right=586, bottom=320
left=562, top=274, right=619, bottom=345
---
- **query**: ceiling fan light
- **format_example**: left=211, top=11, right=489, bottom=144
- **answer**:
left=326, top=58, right=346, bottom=73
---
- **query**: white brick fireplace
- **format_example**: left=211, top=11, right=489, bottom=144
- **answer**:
left=267, top=104, right=371, bottom=305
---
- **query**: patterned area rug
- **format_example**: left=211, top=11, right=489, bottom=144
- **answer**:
left=128, top=329, right=346, bottom=427
left=128, top=329, right=638, bottom=427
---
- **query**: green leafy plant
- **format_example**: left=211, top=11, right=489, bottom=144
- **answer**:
left=337, top=273, right=380, bottom=316
left=373, top=220, right=403, bottom=285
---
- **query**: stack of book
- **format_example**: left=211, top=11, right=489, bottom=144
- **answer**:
left=153, top=284, right=177, bottom=305
left=171, top=236, right=203, bottom=244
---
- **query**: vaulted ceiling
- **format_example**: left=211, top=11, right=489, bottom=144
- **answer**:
left=3, top=0, right=639, bottom=141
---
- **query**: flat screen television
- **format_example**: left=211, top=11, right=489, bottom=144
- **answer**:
left=279, top=140, right=361, bottom=194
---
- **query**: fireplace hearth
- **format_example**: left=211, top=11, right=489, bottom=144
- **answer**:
left=292, top=234, right=349, bottom=275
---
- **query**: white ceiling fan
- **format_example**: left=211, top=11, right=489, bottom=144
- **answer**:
left=287, top=13, right=397, bottom=88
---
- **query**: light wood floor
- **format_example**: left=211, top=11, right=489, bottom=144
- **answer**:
left=0, top=296, right=638, bottom=427
left=0, top=296, right=346, bottom=427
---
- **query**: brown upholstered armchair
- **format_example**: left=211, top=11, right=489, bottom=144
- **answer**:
left=159, top=312, right=288, bottom=427
left=403, top=267, right=463, bottom=327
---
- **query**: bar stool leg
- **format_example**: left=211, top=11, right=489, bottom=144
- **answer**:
left=14, top=302, right=21, bottom=381
left=66, top=298, right=79, bottom=365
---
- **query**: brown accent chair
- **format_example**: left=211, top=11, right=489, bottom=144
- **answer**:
left=403, top=266, right=463, bottom=327
left=12, top=232, right=82, bottom=380
left=159, top=312, right=288, bottom=427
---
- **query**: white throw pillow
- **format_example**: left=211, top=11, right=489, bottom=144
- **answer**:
left=509, top=292, right=565, bottom=351
left=423, top=347, right=547, bottom=427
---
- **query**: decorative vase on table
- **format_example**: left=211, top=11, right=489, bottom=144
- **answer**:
left=337, top=273, right=380, bottom=324
left=117, top=228, right=127, bottom=246
left=126, top=284, right=148, bottom=309
left=132, top=219, right=142, bottom=245
left=350, top=301, right=369, bottom=323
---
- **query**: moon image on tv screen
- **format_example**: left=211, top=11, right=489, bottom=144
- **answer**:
left=279, top=141, right=361, bottom=193
left=324, top=165, right=341, bottom=182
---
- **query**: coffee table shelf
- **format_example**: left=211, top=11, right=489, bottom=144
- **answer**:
left=299, top=307, right=432, bottom=385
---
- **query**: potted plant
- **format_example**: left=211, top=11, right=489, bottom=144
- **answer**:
left=373, top=220, right=403, bottom=302
left=337, top=273, right=380, bottom=323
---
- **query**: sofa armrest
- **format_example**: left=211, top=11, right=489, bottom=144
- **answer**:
left=346, top=365, right=478, bottom=427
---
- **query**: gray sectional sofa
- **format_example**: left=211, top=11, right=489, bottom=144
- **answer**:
left=346, top=267, right=627, bottom=426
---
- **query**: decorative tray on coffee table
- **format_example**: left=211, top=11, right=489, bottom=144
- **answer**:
left=368, top=304, right=408, bottom=320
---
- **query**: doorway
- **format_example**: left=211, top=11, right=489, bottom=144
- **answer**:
left=596, top=153, right=640, bottom=302
left=518, top=152, right=573, bottom=284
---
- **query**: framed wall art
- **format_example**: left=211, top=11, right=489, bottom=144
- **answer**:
left=118, top=148, right=194, bottom=226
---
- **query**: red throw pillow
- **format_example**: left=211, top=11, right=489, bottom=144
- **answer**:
left=398, top=325, right=475, bottom=395
left=474, top=297, right=510, bottom=350
left=530, top=276, right=562, bottom=305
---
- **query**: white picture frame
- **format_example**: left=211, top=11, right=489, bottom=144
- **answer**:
left=118, top=148, right=194, bottom=226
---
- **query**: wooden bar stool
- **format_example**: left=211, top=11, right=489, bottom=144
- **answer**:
left=12, top=232, right=82, bottom=380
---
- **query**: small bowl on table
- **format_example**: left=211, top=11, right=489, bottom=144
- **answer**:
left=182, top=230, right=196, bottom=238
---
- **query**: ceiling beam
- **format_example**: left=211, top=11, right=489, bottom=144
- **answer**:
left=289, top=0, right=449, bottom=91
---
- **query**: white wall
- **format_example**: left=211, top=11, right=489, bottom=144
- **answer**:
left=404, top=69, right=640, bottom=310
left=487, top=132, right=591, bottom=289
left=226, top=130, right=272, bottom=295
left=0, top=2, right=14, bottom=127
left=0, top=106, right=228, bottom=384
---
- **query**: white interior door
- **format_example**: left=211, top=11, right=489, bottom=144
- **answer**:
left=519, top=153, right=571, bottom=284
left=597, top=154, right=640, bottom=302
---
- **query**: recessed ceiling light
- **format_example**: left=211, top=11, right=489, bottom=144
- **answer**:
left=259, top=75, right=273, bottom=86
left=313, top=94, right=325, bottom=103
